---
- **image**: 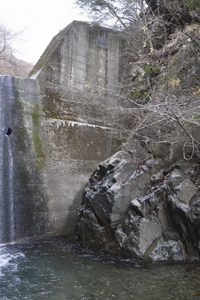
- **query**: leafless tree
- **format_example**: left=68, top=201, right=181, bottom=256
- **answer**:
left=0, top=23, right=33, bottom=77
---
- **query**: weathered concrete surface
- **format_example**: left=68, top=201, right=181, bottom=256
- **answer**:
left=29, top=21, right=128, bottom=236
left=30, top=21, right=131, bottom=128
left=41, top=119, right=123, bottom=235
left=0, top=21, right=129, bottom=242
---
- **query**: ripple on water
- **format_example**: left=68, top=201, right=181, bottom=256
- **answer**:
left=0, top=244, right=25, bottom=276
left=0, top=239, right=200, bottom=300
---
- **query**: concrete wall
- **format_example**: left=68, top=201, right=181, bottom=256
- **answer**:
left=0, top=75, right=123, bottom=241
left=30, top=21, right=130, bottom=127
left=0, top=22, right=130, bottom=242
left=41, top=120, right=122, bottom=235
left=30, top=21, right=128, bottom=236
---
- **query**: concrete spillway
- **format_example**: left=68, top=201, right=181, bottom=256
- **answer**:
left=0, top=76, right=15, bottom=243
left=0, top=76, right=48, bottom=243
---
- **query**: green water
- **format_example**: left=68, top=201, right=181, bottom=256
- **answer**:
left=0, top=238, right=200, bottom=300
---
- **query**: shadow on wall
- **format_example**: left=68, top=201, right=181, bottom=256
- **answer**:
left=63, top=182, right=87, bottom=237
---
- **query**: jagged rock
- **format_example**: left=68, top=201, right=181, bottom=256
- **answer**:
left=115, top=212, right=163, bottom=260
left=174, top=178, right=198, bottom=204
left=76, top=150, right=200, bottom=262
left=149, top=237, right=186, bottom=261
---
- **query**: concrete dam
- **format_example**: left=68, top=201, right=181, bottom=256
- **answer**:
left=0, top=21, right=130, bottom=242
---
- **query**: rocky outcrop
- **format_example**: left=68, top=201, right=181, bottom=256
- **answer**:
left=76, top=148, right=200, bottom=262
left=76, top=4, right=200, bottom=262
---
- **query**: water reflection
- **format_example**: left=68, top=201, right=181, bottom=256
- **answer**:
left=0, top=238, right=200, bottom=300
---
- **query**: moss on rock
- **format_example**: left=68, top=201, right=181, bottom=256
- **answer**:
left=31, top=104, right=45, bottom=170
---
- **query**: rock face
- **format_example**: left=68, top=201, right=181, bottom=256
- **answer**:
left=76, top=150, right=200, bottom=262
left=75, top=10, right=200, bottom=262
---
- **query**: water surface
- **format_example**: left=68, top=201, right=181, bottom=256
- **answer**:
left=0, top=238, right=200, bottom=300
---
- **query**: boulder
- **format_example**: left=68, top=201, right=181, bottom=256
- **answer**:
left=76, top=150, right=200, bottom=262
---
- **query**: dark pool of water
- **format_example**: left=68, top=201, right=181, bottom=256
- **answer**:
left=0, top=238, right=200, bottom=300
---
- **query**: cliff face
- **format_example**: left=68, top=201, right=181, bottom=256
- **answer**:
left=76, top=8, right=200, bottom=261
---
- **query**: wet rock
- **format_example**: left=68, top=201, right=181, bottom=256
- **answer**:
left=157, top=205, right=171, bottom=231
left=139, top=214, right=163, bottom=254
left=115, top=212, right=163, bottom=260
left=76, top=150, right=200, bottom=262
left=175, top=178, right=198, bottom=204
left=167, top=169, right=185, bottom=186
left=149, top=237, right=186, bottom=261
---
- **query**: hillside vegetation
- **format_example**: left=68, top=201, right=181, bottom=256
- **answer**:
left=75, top=0, right=200, bottom=160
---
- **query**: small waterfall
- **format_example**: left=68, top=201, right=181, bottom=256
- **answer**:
left=7, top=137, right=14, bottom=242
left=0, top=78, right=3, bottom=242
left=0, top=76, right=15, bottom=243
left=0, top=75, right=48, bottom=243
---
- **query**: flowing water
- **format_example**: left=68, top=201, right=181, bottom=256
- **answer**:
left=0, top=76, right=15, bottom=243
left=0, top=238, right=200, bottom=300
left=6, top=137, right=14, bottom=242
